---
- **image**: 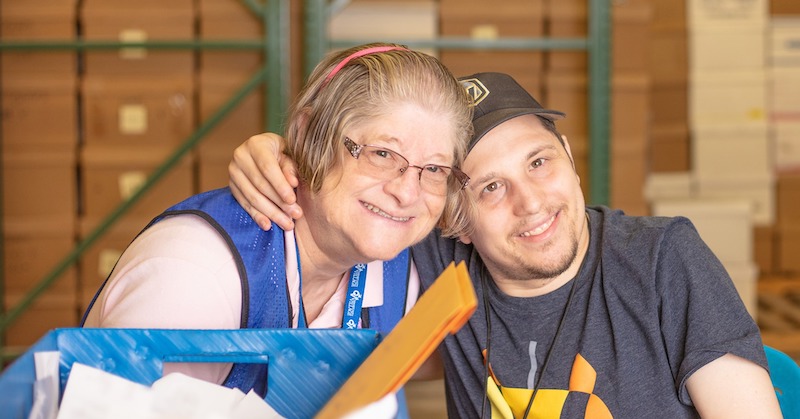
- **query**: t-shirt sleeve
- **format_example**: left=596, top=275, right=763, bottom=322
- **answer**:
left=82, top=214, right=242, bottom=384
left=655, top=218, right=766, bottom=404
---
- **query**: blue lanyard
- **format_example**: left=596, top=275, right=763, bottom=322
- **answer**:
left=294, top=240, right=368, bottom=329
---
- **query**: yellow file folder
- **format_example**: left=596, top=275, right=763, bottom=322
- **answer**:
left=317, top=261, right=476, bottom=418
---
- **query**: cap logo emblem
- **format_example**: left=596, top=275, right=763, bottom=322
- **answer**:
left=461, top=78, right=489, bottom=107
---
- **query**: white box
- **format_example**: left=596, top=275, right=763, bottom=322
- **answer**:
left=689, top=23, right=766, bottom=70
left=691, top=123, right=771, bottom=177
left=688, top=0, right=767, bottom=27
left=690, top=70, right=767, bottom=125
left=724, top=261, right=759, bottom=320
left=329, top=1, right=438, bottom=56
left=774, top=123, right=800, bottom=172
left=644, top=172, right=695, bottom=202
left=770, top=67, right=800, bottom=123
left=694, top=173, right=775, bottom=226
left=652, top=198, right=753, bottom=263
left=770, top=17, right=800, bottom=67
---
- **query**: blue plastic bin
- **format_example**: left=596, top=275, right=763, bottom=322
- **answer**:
left=0, top=328, right=380, bottom=419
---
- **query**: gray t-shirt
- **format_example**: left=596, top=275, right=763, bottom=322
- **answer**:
left=411, top=206, right=767, bottom=418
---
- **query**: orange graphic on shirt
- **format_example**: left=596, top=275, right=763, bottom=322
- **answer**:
left=483, top=352, right=612, bottom=419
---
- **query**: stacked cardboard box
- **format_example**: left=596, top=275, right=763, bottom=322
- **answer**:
left=78, top=0, right=197, bottom=311
left=197, top=0, right=266, bottom=191
left=648, top=0, right=690, bottom=173
left=688, top=0, right=774, bottom=227
left=543, top=0, right=653, bottom=214
left=770, top=17, right=800, bottom=274
left=439, top=0, right=545, bottom=99
left=646, top=0, right=771, bottom=317
left=0, top=0, right=80, bottom=345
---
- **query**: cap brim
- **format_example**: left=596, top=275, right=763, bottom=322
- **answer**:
left=471, top=108, right=566, bottom=150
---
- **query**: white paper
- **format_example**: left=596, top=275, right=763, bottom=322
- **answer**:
left=230, top=390, right=286, bottom=419
left=342, top=393, right=398, bottom=419
left=29, top=351, right=61, bottom=419
left=57, top=363, right=152, bottom=419
left=55, top=363, right=282, bottom=419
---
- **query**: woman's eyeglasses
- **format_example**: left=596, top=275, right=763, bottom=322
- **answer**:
left=343, top=137, right=469, bottom=196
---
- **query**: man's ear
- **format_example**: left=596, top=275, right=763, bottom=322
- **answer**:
left=561, top=134, right=581, bottom=183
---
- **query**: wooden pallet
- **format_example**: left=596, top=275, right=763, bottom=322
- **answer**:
left=758, top=275, right=800, bottom=358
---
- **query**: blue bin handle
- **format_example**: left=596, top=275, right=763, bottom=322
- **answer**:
left=0, top=328, right=380, bottom=419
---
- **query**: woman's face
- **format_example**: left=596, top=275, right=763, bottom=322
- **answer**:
left=299, top=101, right=460, bottom=264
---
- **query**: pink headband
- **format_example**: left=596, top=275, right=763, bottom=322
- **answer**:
left=322, top=46, right=409, bottom=86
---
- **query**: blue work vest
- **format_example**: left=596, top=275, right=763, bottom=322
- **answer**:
left=81, top=188, right=412, bottom=399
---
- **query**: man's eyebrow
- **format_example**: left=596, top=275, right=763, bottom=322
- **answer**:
left=470, top=172, right=500, bottom=190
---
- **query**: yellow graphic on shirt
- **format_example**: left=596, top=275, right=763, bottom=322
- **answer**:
left=484, top=353, right=612, bottom=419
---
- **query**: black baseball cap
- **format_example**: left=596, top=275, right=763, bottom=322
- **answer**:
left=459, top=72, right=566, bottom=151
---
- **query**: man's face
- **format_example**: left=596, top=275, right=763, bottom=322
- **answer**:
left=459, top=114, right=589, bottom=295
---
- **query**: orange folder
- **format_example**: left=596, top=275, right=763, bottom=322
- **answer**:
left=317, top=261, right=476, bottom=418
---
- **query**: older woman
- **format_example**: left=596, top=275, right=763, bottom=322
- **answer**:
left=81, top=43, right=472, bottom=399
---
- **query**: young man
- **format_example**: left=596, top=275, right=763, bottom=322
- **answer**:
left=228, top=72, right=782, bottom=418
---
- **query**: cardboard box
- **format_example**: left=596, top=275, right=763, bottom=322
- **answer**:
left=82, top=76, right=195, bottom=146
left=776, top=225, right=800, bottom=273
left=440, top=51, right=545, bottom=87
left=81, top=0, right=195, bottom=78
left=545, top=0, right=586, bottom=71
left=694, top=173, right=775, bottom=226
left=1, top=77, right=78, bottom=151
left=4, top=293, right=79, bottom=347
left=2, top=149, right=77, bottom=221
left=199, top=13, right=263, bottom=77
left=688, top=0, right=768, bottom=27
left=612, top=73, right=651, bottom=143
left=649, top=29, right=688, bottom=84
left=649, top=123, right=690, bottom=172
left=753, top=225, right=776, bottom=275
left=691, top=123, right=771, bottom=178
left=689, top=23, right=766, bottom=70
left=612, top=2, right=653, bottom=73
left=198, top=0, right=264, bottom=16
left=197, top=146, right=236, bottom=192
left=78, top=216, right=151, bottom=312
left=773, top=123, right=800, bottom=172
left=651, top=0, right=687, bottom=32
left=651, top=79, right=688, bottom=126
left=198, top=73, right=266, bottom=153
left=771, top=0, right=800, bottom=15
left=652, top=198, right=754, bottom=263
left=80, top=144, right=195, bottom=220
left=770, top=67, right=800, bottom=123
left=777, top=172, right=800, bottom=228
left=0, top=2, right=77, bottom=83
left=3, top=217, right=77, bottom=299
left=440, top=0, right=543, bottom=20
left=610, top=142, right=648, bottom=216
left=644, top=172, right=694, bottom=202
left=543, top=71, right=588, bottom=139
left=690, top=69, right=767, bottom=126
left=770, top=17, right=800, bottom=67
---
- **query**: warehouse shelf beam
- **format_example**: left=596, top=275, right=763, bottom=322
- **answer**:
left=304, top=0, right=611, bottom=206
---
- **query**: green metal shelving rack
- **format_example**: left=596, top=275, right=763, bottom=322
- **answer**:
left=305, top=0, right=611, bottom=205
left=0, top=0, right=611, bottom=363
